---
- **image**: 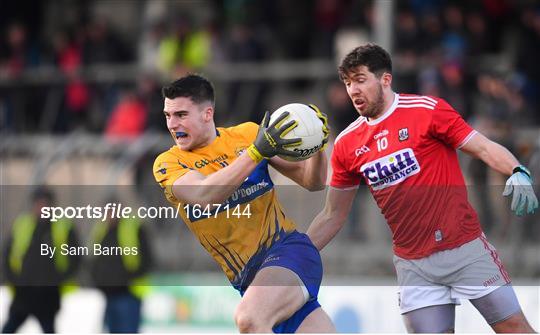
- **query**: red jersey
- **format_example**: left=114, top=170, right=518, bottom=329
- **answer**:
left=331, top=93, right=482, bottom=259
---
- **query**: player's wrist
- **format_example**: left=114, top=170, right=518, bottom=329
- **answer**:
left=512, top=165, right=531, bottom=177
left=247, top=144, right=265, bottom=163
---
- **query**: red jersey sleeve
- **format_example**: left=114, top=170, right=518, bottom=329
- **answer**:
left=430, top=98, right=476, bottom=149
left=330, top=141, right=360, bottom=188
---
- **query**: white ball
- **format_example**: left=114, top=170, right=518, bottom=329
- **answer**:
left=269, top=103, right=324, bottom=161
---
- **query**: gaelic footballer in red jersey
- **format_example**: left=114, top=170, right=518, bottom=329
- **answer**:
left=332, top=94, right=482, bottom=259
left=307, top=43, right=538, bottom=333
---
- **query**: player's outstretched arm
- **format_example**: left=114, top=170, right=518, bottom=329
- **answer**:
left=307, top=187, right=357, bottom=250
left=172, top=112, right=302, bottom=206
left=460, top=132, right=538, bottom=215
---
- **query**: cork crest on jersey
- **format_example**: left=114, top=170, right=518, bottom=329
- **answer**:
left=360, top=148, right=421, bottom=190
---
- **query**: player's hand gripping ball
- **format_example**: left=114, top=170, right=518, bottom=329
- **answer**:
left=269, top=103, right=327, bottom=161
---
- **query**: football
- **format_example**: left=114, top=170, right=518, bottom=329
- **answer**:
left=269, top=103, right=325, bottom=161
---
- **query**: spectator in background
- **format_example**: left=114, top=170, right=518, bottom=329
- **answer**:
left=394, top=10, right=420, bottom=55
left=2, top=187, right=81, bottom=333
left=273, top=0, right=312, bottom=61
left=157, top=17, right=211, bottom=77
left=81, top=18, right=132, bottom=132
left=133, top=74, right=168, bottom=192
left=138, top=21, right=166, bottom=73
left=465, top=11, right=497, bottom=57
left=0, top=22, right=42, bottom=132
left=0, top=22, right=40, bottom=78
left=157, top=18, right=190, bottom=74
left=392, top=9, right=421, bottom=94
left=137, top=74, right=165, bottom=133
left=52, top=30, right=82, bottom=74
left=50, top=30, right=92, bottom=133
left=105, top=90, right=147, bottom=138
left=441, top=4, right=467, bottom=63
left=90, top=207, right=152, bottom=333
left=312, top=0, right=347, bottom=58
left=82, top=18, right=130, bottom=65
left=418, top=12, right=443, bottom=58
left=438, top=61, right=470, bottom=120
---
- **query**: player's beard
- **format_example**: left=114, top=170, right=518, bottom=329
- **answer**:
left=362, top=84, right=385, bottom=119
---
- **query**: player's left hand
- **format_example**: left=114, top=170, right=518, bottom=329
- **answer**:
left=502, top=165, right=538, bottom=216
left=308, top=104, right=330, bottom=150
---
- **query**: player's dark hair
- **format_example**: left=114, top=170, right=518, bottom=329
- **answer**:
left=162, top=74, right=215, bottom=106
left=338, top=43, right=392, bottom=80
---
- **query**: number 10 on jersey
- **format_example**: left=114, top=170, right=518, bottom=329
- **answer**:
left=377, top=137, right=388, bottom=152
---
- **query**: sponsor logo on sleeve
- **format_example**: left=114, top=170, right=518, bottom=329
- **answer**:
left=359, top=148, right=420, bottom=190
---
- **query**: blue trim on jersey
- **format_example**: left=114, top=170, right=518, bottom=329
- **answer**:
left=187, top=160, right=274, bottom=222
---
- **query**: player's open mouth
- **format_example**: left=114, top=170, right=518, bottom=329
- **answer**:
left=175, top=131, right=188, bottom=139
left=354, top=98, right=366, bottom=110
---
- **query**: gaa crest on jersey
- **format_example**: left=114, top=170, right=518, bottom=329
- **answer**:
left=398, top=128, right=409, bottom=141
left=360, top=148, right=420, bottom=190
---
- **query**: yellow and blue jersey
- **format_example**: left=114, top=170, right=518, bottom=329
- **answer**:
left=153, top=122, right=296, bottom=286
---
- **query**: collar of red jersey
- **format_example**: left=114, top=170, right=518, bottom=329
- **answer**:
left=365, top=92, right=399, bottom=126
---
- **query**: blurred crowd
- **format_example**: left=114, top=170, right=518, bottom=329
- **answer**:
left=0, top=0, right=539, bottom=136
left=1, top=0, right=539, bottom=243
left=1, top=6, right=539, bottom=330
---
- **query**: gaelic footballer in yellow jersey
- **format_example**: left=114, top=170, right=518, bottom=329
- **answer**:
left=154, top=122, right=297, bottom=283
left=153, top=74, right=334, bottom=333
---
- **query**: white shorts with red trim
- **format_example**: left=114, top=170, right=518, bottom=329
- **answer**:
left=393, top=235, right=511, bottom=314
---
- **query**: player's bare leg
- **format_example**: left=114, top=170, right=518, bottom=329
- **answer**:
left=234, top=266, right=309, bottom=333
left=296, top=307, right=335, bottom=333
left=470, top=285, right=536, bottom=333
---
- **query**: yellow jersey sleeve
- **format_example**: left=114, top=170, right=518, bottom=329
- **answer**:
left=153, top=151, right=191, bottom=204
